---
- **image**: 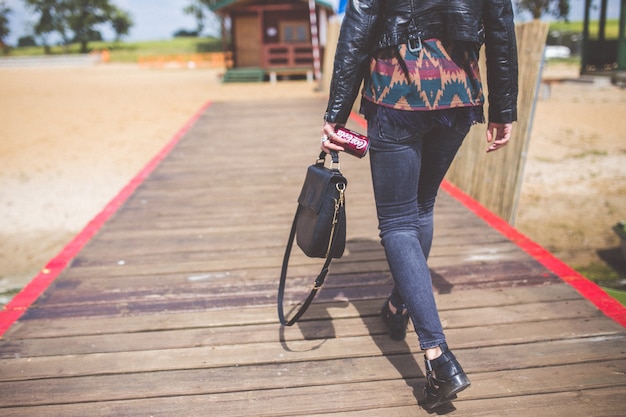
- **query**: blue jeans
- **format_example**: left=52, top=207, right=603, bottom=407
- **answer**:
left=366, top=106, right=471, bottom=350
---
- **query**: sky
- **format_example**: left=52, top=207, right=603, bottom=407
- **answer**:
left=3, top=0, right=621, bottom=46
left=4, top=0, right=208, bottom=44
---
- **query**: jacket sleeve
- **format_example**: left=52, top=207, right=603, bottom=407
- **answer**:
left=324, top=0, right=380, bottom=124
left=482, top=0, right=519, bottom=124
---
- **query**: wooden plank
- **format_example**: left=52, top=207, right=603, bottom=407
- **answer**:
left=1, top=358, right=624, bottom=409
left=60, top=238, right=527, bottom=272
left=2, top=283, right=585, bottom=338
left=14, top=271, right=563, bottom=320
left=1, top=328, right=624, bottom=381
left=25, top=258, right=555, bottom=306
left=306, top=388, right=626, bottom=417
left=0, top=314, right=621, bottom=360
left=0, top=381, right=623, bottom=417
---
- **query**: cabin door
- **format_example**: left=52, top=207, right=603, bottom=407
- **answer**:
left=234, top=16, right=261, bottom=67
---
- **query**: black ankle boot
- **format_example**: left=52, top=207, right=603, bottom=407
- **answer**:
left=380, top=299, right=409, bottom=341
left=419, top=343, right=471, bottom=411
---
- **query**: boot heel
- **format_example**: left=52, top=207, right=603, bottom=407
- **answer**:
left=440, top=373, right=471, bottom=399
left=380, top=298, right=409, bottom=341
left=420, top=344, right=471, bottom=410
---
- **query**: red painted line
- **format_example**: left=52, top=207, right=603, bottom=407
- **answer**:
left=441, top=180, right=626, bottom=327
left=348, top=112, right=625, bottom=327
left=350, top=112, right=367, bottom=130
left=0, top=101, right=213, bottom=337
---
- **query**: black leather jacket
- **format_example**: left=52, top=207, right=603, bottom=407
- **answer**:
left=325, top=0, right=518, bottom=125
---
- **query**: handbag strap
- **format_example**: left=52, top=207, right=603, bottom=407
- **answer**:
left=277, top=151, right=345, bottom=326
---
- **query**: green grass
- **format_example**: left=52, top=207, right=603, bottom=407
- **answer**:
left=5, top=37, right=223, bottom=63
left=549, top=18, right=621, bottom=39
left=602, top=287, right=626, bottom=306
left=575, top=262, right=626, bottom=306
left=106, top=37, right=223, bottom=63
left=544, top=56, right=582, bottom=65
left=0, top=288, right=20, bottom=306
left=576, top=262, right=622, bottom=284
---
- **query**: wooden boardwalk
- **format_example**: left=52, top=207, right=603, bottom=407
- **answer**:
left=1, top=96, right=625, bottom=416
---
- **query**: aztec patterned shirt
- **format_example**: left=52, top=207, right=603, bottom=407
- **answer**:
left=362, top=39, right=484, bottom=111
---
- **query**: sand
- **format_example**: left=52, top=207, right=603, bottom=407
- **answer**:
left=1, top=62, right=625, bottom=305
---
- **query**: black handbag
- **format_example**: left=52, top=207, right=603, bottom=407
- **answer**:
left=278, top=151, right=347, bottom=326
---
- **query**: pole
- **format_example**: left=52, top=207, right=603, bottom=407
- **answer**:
left=582, top=0, right=592, bottom=74
left=308, top=0, right=322, bottom=83
left=618, top=0, right=626, bottom=71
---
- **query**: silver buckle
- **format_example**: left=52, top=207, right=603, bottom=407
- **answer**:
left=407, top=37, right=423, bottom=54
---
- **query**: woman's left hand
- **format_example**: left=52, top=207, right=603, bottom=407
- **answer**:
left=321, top=121, right=346, bottom=153
left=486, top=122, right=512, bottom=153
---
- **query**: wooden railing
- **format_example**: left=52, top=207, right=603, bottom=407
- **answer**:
left=262, top=43, right=314, bottom=68
left=445, top=20, right=550, bottom=224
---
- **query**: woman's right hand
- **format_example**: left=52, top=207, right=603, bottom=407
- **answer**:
left=321, top=121, right=346, bottom=153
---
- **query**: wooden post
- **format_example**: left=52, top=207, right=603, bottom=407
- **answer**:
left=618, top=0, right=626, bottom=71
left=445, top=20, right=549, bottom=224
left=308, top=0, right=322, bottom=82
left=322, top=18, right=340, bottom=94
left=582, top=0, right=592, bottom=74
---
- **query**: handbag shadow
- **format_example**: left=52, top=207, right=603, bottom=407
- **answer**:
left=350, top=297, right=429, bottom=408
left=278, top=299, right=350, bottom=352
left=277, top=236, right=437, bottom=409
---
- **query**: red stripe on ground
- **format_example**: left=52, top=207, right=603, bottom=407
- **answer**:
left=0, top=101, right=212, bottom=337
left=350, top=112, right=367, bottom=129
left=441, top=180, right=626, bottom=327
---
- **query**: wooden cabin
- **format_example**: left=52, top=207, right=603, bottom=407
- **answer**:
left=210, top=0, right=335, bottom=82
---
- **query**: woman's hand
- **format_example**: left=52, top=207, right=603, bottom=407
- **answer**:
left=486, top=122, right=512, bottom=153
left=321, top=121, right=346, bottom=153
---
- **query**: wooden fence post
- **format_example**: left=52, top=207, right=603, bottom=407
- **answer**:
left=446, top=20, right=549, bottom=224
left=322, top=18, right=340, bottom=95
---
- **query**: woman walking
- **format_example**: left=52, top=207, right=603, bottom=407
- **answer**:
left=321, top=0, right=518, bottom=410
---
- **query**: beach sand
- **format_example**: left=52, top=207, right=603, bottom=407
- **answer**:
left=1, top=62, right=625, bottom=305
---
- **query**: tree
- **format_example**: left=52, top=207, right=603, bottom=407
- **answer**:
left=23, top=0, right=65, bottom=53
left=184, top=0, right=221, bottom=37
left=109, top=6, right=132, bottom=43
left=24, top=0, right=133, bottom=53
left=18, top=35, right=37, bottom=46
left=198, top=0, right=220, bottom=8
left=183, top=0, right=205, bottom=35
left=173, top=29, right=199, bottom=38
left=515, top=0, right=570, bottom=20
left=64, top=0, right=115, bottom=52
left=0, top=1, right=10, bottom=44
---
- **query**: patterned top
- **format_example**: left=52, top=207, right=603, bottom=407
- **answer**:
left=362, top=39, right=484, bottom=111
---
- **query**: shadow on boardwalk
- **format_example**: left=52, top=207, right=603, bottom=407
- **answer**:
left=0, top=97, right=624, bottom=416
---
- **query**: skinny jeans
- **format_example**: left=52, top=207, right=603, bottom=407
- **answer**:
left=366, top=105, right=471, bottom=350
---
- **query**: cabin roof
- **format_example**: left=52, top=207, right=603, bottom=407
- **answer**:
left=210, top=0, right=335, bottom=13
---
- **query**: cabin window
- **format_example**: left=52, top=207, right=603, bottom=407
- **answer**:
left=280, top=21, right=310, bottom=43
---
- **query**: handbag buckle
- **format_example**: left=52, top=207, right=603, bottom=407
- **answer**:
left=329, top=150, right=341, bottom=171
left=317, top=151, right=341, bottom=171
